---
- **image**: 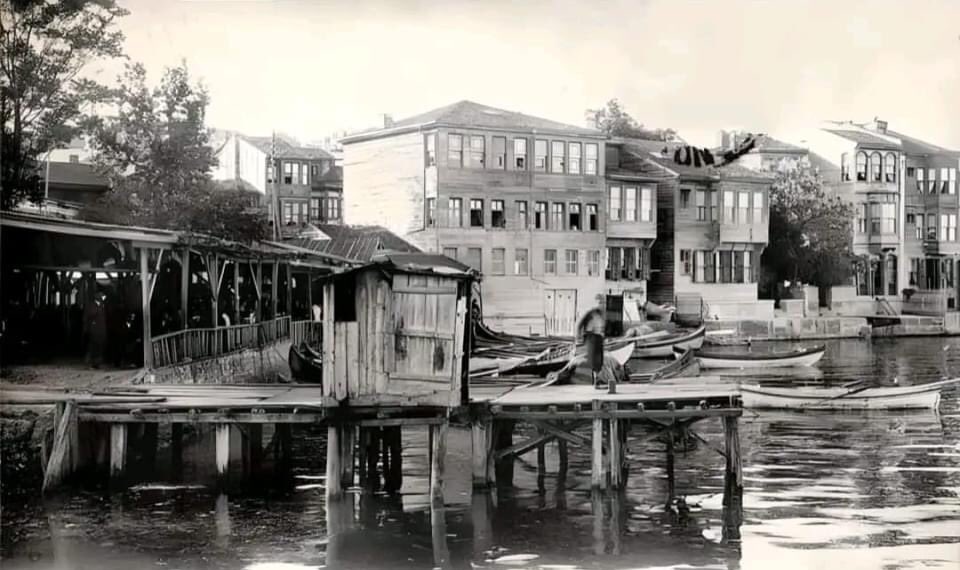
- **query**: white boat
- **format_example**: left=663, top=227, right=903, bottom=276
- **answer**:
left=688, top=344, right=825, bottom=369
left=740, top=378, right=960, bottom=410
left=632, top=326, right=706, bottom=358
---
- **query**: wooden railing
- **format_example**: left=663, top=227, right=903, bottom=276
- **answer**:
left=291, top=319, right=323, bottom=348
left=151, top=316, right=292, bottom=368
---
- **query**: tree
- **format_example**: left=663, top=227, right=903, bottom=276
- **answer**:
left=761, top=168, right=854, bottom=291
left=1, top=0, right=127, bottom=209
left=82, top=62, right=268, bottom=242
left=586, top=99, right=679, bottom=142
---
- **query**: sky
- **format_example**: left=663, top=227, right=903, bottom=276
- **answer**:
left=100, top=0, right=960, bottom=149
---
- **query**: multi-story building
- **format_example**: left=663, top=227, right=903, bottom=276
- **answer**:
left=213, top=133, right=342, bottom=236
left=341, top=100, right=608, bottom=335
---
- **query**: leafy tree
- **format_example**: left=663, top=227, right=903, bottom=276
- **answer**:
left=0, top=0, right=127, bottom=210
left=82, top=62, right=268, bottom=242
left=761, top=168, right=854, bottom=290
left=586, top=99, right=679, bottom=142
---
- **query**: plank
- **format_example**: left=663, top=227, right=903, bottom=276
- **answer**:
left=346, top=322, right=360, bottom=396
left=335, top=322, right=348, bottom=402
left=591, top=401, right=604, bottom=489
left=110, top=424, right=127, bottom=480
left=322, top=283, right=335, bottom=398
left=429, top=421, right=448, bottom=507
left=42, top=401, right=78, bottom=492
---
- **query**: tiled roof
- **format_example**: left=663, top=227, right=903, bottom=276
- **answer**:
left=751, top=135, right=807, bottom=153
left=42, top=162, right=110, bottom=189
left=241, top=135, right=334, bottom=160
left=886, top=129, right=960, bottom=157
left=344, top=100, right=602, bottom=142
left=823, top=129, right=900, bottom=150
left=287, top=224, right=420, bottom=262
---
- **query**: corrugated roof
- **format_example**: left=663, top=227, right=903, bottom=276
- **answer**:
left=344, top=100, right=602, bottom=143
left=43, top=162, right=110, bottom=188
left=823, top=129, right=901, bottom=150
left=287, top=224, right=420, bottom=262
left=241, top=135, right=334, bottom=160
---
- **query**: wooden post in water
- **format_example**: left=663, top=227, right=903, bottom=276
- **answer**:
left=471, top=416, right=494, bottom=489
left=245, top=424, right=263, bottom=481
left=431, top=502, right=450, bottom=569
left=215, top=424, right=230, bottom=488
left=141, top=423, right=158, bottom=477
left=326, top=425, right=342, bottom=498
left=536, top=439, right=546, bottom=493
left=275, top=423, right=292, bottom=477
left=665, top=424, right=676, bottom=503
left=340, top=425, right=356, bottom=490
left=383, top=426, right=403, bottom=493
left=171, top=424, right=183, bottom=480
left=493, top=420, right=515, bottom=490
left=42, top=401, right=78, bottom=492
left=429, top=420, right=448, bottom=507
left=361, top=427, right=381, bottom=492
left=609, top=406, right=622, bottom=489
left=557, top=438, right=569, bottom=488
left=109, top=423, right=127, bottom=483
left=591, top=400, right=605, bottom=489
left=358, top=427, right=369, bottom=487
left=722, top=415, right=743, bottom=542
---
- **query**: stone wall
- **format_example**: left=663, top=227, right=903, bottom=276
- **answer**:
left=147, top=340, right=292, bottom=384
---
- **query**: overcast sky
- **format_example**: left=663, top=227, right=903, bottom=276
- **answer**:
left=105, top=0, right=960, bottom=149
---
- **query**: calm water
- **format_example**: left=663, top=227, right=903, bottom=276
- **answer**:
left=3, top=337, right=960, bottom=570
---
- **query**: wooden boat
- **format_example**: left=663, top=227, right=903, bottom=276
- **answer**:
left=680, top=344, right=826, bottom=369
left=632, top=326, right=706, bottom=358
left=288, top=344, right=323, bottom=384
left=740, top=378, right=960, bottom=410
left=630, top=347, right=699, bottom=382
left=505, top=341, right=635, bottom=377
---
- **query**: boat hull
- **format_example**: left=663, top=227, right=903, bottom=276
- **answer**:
left=633, top=327, right=705, bottom=358
left=697, top=349, right=825, bottom=369
left=740, top=381, right=956, bottom=410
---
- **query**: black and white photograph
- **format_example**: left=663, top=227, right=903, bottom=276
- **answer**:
left=1, top=1, right=959, bottom=569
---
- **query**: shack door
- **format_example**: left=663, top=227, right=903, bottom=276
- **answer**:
left=390, top=274, right=464, bottom=395
left=544, top=289, right=577, bottom=336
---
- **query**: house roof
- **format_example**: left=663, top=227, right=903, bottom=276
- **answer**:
left=823, top=129, right=901, bottom=150
left=287, top=223, right=420, bottom=262
left=886, top=129, right=960, bottom=158
left=342, top=100, right=603, bottom=143
left=42, top=162, right=110, bottom=189
left=372, top=252, right=475, bottom=277
left=241, top=135, right=334, bottom=160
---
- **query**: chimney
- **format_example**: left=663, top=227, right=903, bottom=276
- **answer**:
left=584, top=110, right=600, bottom=130
left=873, top=118, right=888, bottom=133
left=382, top=114, right=394, bottom=129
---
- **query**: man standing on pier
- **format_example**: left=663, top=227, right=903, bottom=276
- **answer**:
left=546, top=307, right=627, bottom=389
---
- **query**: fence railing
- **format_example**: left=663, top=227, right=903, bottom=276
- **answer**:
left=291, top=319, right=323, bottom=348
left=151, top=315, right=292, bottom=368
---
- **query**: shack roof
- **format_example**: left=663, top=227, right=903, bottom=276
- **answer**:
left=327, top=251, right=477, bottom=283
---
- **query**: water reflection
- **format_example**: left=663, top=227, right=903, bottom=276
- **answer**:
left=3, top=338, right=960, bottom=569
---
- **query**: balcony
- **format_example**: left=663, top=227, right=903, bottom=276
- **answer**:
left=607, top=219, right=656, bottom=240
left=923, top=238, right=960, bottom=256
left=708, top=221, right=768, bottom=245
left=841, top=176, right=898, bottom=195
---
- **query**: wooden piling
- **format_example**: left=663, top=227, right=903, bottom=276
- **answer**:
left=383, top=426, right=403, bottom=493
left=493, top=420, right=515, bottom=489
left=42, top=401, right=78, bottom=492
left=536, top=440, right=546, bottom=493
left=109, top=423, right=127, bottom=482
left=141, top=423, right=158, bottom=476
left=363, top=427, right=381, bottom=492
left=275, top=423, right=292, bottom=476
left=245, top=424, right=263, bottom=480
left=722, top=415, right=743, bottom=542
left=471, top=492, right=494, bottom=557
left=471, top=416, right=494, bottom=489
left=591, top=401, right=604, bottom=489
left=340, top=425, right=356, bottom=489
left=429, top=420, right=448, bottom=507
left=326, top=425, right=342, bottom=498
left=215, top=424, right=230, bottom=487
left=170, top=423, right=183, bottom=479
left=358, top=427, right=369, bottom=487
left=431, top=503, right=451, bottom=569
left=666, top=424, right=676, bottom=502
left=557, top=437, right=568, bottom=488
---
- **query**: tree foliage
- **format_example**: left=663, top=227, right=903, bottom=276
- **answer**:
left=761, top=168, right=855, bottom=289
left=81, top=62, right=268, bottom=242
left=586, top=99, right=679, bottom=142
left=1, top=0, right=127, bottom=209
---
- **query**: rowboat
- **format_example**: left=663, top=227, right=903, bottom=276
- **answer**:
left=288, top=344, right=323, bottom=384
left=740, top=378, right=960, bottom=410
left=680, top=344, right=826, bottom=369
left=504, top=341, right=636, bottom=377
left=632, top=326, right=706, bottom=358
left=630, top=347, right=700, bottom=382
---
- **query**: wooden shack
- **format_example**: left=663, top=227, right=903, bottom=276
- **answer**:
left=320, top=252, right=476, bottom=408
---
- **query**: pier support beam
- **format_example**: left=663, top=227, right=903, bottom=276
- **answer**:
left=215, top=424, right=230, bottom=487
left=109, top=423, right=127, bottom=483
left=557, top=439, right=569, bottom=488
left=592, top=401, right=604, bottom=489
left=326, top=426, right=342, bottom=499
left=383, top=426, right=403, bottom=493
left=170, top=424, right=183, bottom=480
left=722, top=415, right=744, bottom=542
left=244, top=424, right=263, bottom=481
left=429, top=420, right=448, bottom=507
left=141, top=424, right=158, bottom=477
left=493, top=420, right=515, bottom=489
left=471, top=416, right=494, bottom=489
left=536, top=440, right=546, bottom=493
left=609, top=416, right=622, bottom=489
left=340, top=425, right=356, bottom=489
left=359, top=427, right=381, bottom=492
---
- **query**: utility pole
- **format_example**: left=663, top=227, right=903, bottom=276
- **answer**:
left=270, top=131, right=281, bottom=241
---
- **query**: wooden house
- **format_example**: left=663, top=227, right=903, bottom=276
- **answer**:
left=319, top=252, right=476, bottom=408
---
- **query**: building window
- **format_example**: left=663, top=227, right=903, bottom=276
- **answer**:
left=535, top=140, right=547, bottom=171
left=622, top=248, right=636, bottom=279
left=927, top=214, right=937, bottom=240
left=941, top=214, right=957, bottom=241
left=841, top=153, right=851, bottom=181
left=326, top=197, right=341, bottom=221
left=310, top=198, right=320, bottom=220
left=884, top=153, right=896, bottom=182
left=640, top=187, right=653, bottom=222
left=565, top=249, right=578, bottom=274
left=928, top=168, right=936, bottom=192
left=696, top=190, right=707, bottom=221
left=312, top=165, right=318, bottom=176
left=544, top=249, right=557, bottom=275
left=568, top=203, right=582, bottom=231
left=491, top=200, right=505, bottom=228
left=624, top=187, right=637, bottom=222
left=910, top=213, right=922, bottom=240
left=587, top=204, right=599, bottom=231
left=534, top=202, right=547, bottom=229
left=856, top=152, right=867, bottom=181
left=856, top=203, right=867, bottom=233
left=587, top=250, right=600, bottom=276
left=870, top=202, right=896, bottom=234
left=752, top=191, right=763, bottom=223
left=723, top=190, right=735, bottom=223
left=605, top=247, right=618, bottom=280
left=516, top=201, right=528, bottom=229
left=443, top=247, right=458, bottom=260
left=609, top=186, right=622, bottom=221
left=719, top=251, right=733, bottom=283
left=267, top=164, right=275, bottom=184
left=680, top=189, right=691, bottom=209
left=282, top=200, right=308, bottom=225
left=886, top=255, right=898, bottom=296
left=514, top=138, right=527, bottom=169
left=870, top=152, right=882, bottom=182
left=492, top=248, right=505, bottom=275
left=585, top=143, right=598, bottom=175
left=551, top=203, right=564, bottom=230
left=737, top=191, right=749, bottom=224
left=283, top=162, right=294, bottom=184
left=680, top=249, right=692, bottom=275
left=492, top=137, right=506, bottom=169
left=301, top=163, right=309, bottom=185
left=426, top=197, right=436, bottom=227
left=941, top=167, right=951, bottom=194
left=745, top=251, right=753, bottom=283
left=448, top=134, right=463, bottom=167
left=425, top=134, right=436, bottom=166
left=916, top=168, right=925, bottom=192
left=465, top=247, right=482, bottom=271
left=514, top=248, right=528, bottom=275
left=551, top=141, right=565, bottom=173
left=568, top=142, right=581, bottom=174
left=950, top=169, right=957, bottom=194
left=468, top=135, right=485, bottom=168
left=448, top=197, right=462, bottom=227
left=693, top=251, right=717, bottom=283
left=470, top=199, right=484, bottom=227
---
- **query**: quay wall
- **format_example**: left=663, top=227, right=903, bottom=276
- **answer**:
left=704, top=315, right=951, bottom=340
left=148, top=340, right=292, bottom=384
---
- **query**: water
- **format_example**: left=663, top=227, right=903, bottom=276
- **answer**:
left=3, top=337, right=960, bottom=569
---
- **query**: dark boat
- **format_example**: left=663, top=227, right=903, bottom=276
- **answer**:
left=289, top=343, right=323, bottom=384
left=630, top=347, right=699, bottom=382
